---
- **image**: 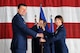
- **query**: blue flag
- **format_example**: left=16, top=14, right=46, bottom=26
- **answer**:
left=49, top=18, right=54, bottom=33
left=39, top=5, right=49, bottom=32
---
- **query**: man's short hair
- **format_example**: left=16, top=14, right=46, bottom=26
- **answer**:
left=18, top=4, right=27, bottom=9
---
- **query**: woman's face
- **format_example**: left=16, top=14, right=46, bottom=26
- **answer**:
left=38, top=20, right=44, bottom=27
left=38, top=20, right=46, bottom=27
left=39, top=20, right=43, bottom=25
left=55, top=18, right=62, bottom=26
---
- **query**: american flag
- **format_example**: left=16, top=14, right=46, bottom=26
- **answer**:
left=0, top=0, right=80, bottom=53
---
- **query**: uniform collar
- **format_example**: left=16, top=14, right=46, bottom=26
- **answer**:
left=17, top=13, right=21, bottom=16
left=56, top=25, right=64, bottom=29
left=60, top=25, right=64, bottom=27
left=17, top=13, right=24, bottom=19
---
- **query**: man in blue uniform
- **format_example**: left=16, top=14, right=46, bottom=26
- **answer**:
left=10, top=4, right=44, bottom=53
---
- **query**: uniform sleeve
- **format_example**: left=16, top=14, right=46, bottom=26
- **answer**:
left=14, top=16, right=37, bottom=38
left=31, top=25, right=37, bottom=32
left=43, top=31, right=54, bottom=38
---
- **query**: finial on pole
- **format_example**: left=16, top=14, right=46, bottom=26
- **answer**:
left=34, top=15, right=37, bottom=25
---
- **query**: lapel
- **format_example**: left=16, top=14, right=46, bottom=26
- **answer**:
left=38, top=27, right=43, bottom=33
left=17, top=13, right=26, bottom=25
left=55, top=25, right=63, bottom=34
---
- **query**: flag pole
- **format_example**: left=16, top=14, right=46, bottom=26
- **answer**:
left=50, top=15, right=52, bottom=18
left=40, top=3, right=44, bottom=53
left=34, top=15, right=37, bottom=25
left=50, top=15, right=52, bottom=20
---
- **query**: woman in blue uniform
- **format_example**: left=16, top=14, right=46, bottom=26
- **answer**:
left=43, top=15, right=68, bottom=53
left=53, top=15, right=68, bottom=53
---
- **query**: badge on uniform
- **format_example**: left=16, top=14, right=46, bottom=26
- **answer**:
left=55, top=30, right=58, bottom=34
left=23, top=21, right=26, bottom=24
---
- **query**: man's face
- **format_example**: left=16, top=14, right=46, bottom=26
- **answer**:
left=18, top=6, right=27, bottom=16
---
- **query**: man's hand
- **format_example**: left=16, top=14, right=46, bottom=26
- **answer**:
left=36, top=33, right=44, bottom=38
left=40, top=38, right=46, bottom=42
